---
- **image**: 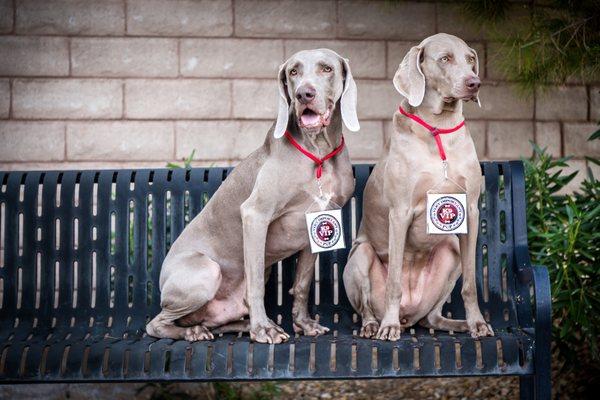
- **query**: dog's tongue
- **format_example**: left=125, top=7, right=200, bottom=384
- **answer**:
left=301, top=112, right=320, bottom=126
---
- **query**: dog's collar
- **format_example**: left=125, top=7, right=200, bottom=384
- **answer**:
left=398, top=106, right=465, bottom=161
left=284, top=130, right=345, bottom=179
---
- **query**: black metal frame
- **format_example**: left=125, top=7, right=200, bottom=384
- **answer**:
left=0, top=161, right=550, bottom=399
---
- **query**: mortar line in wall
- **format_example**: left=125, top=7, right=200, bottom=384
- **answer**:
left=231, top=0, right=237, bottom=38
left=63, top=124, right=67, bottom=161
left=559, top=121, right=565, bottom=158
left=11, top=0, right=15, bottom=35
left=532, top=118, right=538, bottom=150
left=172, top=121, right=177, bottom=160
left=384, top=40, right=389, bottom=78
left=67, top=38, right=72, bottom=76
left=0, top=32, right=436, bottom=43
left=483, top=42, right=488, bottom=79
left=8, top=78, right=12, bottom=118
left=2, top=75, right=593, bottom=87
left=177, top=39, right=181, bottom=77
left=484, top=120, right=489, bottom=159
left=123, top=0, right=128, bottom=34
left=586, top=85, right=591, bottom=122
left=334, top=0, right=340, bottom=39
left=227, top=80, right=234, bottom=117
left=0, top=75, right=394, bottom=81
left=121, top=81, right=126, bottom=119
left=533, top=85, right=546, bottom=156
left=433, top=2, right=439, bottom=33
left=483, top=121, right=488, bottom=159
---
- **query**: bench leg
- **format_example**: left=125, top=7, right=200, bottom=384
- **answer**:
left=519, top=376, right=534, bottom=400
left=520, top=373, right=551, bottom=400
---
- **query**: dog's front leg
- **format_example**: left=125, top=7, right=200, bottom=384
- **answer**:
left=459, top=202, right=494, bottom=337
left=376, top=206, right=412, bottom=341
left=291, top=247, right=330, bottom=336
left=241, top=197, right=290, bottom=344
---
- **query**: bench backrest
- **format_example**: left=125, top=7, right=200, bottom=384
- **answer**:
left=0, top=162, right=533, bottom=339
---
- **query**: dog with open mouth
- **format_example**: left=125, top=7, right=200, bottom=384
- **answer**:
left=146, top=49, right=359, bottom=344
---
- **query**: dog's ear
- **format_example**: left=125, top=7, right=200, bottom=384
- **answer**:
left=274, top=62, right=291, bottom=138
left=470, top=47, right=482, bottom=108
left=340, top=57, right=360, bottom=132
left=393, top=46, right=425, bottom=107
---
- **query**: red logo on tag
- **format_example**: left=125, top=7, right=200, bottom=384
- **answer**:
left=437, top=203, right=458, bottom=224
left=316, top=220, right=335, bottom=242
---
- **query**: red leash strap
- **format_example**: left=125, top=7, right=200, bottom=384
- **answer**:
left=398, top=106, right=465, bottom=161
left=284, top=130, right=345, bottom=179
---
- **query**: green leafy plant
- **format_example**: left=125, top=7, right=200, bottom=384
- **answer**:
left=524, top=134, right=600, bottom=364
left=167, top=149, right=196, bottom=170
left=212, top=382, right=280, bottom=400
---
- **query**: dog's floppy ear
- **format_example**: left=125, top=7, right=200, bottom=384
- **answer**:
left=393, top=46, right=425, bottom=107
left=340, top=57, right=360, bottom=132
left=470, top=47, right=482, bottom=108
left=274, top=62, right=291, bottom=138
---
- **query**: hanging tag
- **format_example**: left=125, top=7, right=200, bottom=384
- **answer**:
left=426, top=193, right=468, bottom=234
left=305, top=208, right=345, bottom=253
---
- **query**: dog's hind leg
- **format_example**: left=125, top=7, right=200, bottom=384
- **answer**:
left=146, top=252, right=222, bottom=342
left=343, top=241, right=383, bottom=338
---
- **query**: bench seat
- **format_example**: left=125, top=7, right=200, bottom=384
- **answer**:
left=0, top=163, right=550, bottom=398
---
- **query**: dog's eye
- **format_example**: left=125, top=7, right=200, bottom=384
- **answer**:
left=440, top=56, right=450, bottom=63
left=289, top=69, right=298, bottom=76
left=322, top=65, right=333, bottom=73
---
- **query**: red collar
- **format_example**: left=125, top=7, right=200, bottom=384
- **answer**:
left=398, top=106, right=465, bottom=161
left=284, top=130, right=345, bottom=179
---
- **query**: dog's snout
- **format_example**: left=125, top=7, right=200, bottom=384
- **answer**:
left=296, top=85, right=316, bottom=104
left=465, top=76, right=481, bottom=91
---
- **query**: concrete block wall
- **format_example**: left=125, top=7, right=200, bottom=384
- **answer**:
left=0, top=0, right=597, bottom=190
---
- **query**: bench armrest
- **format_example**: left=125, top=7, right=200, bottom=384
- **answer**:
left=529, top=265, right=552, bottom=342
left=521, top=264, right=552, bottom=398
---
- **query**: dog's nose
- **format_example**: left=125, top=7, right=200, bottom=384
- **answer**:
left=296, top=85, right=316, bottom=104
left=465, top=76, right=481, bottom=91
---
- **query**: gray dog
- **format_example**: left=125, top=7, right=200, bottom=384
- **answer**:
left=146, top=49, right=359, bottom=344
left=343, top=33, right=494, bottom=341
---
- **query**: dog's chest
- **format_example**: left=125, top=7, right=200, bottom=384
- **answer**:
left=310, top=161, right=353, bottom=207
left=411, top=168, right=469, bottom=216
left=265, top=163, right=353, bottom=258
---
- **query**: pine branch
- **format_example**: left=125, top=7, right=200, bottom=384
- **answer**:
left=463, top=0, right=600, bottom=92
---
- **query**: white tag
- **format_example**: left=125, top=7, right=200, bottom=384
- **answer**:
left=426, top=193, right=468, bottom=234
left=305, top=208, right=346, bottom=253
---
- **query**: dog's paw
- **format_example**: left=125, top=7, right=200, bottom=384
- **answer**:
left=250, top=320, right=290, bottom=344
left=375, top=319, right=402, bottom=341
left=293, top=318, right=330, bottom=337
left=184, top=325, right=214, bottom=342
left=468, top=318, right=494, bottom=338
left=360, top=320, right=379, bottom=338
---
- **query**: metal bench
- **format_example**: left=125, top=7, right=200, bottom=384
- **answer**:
left=0, top=161, right=550, bottom=399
